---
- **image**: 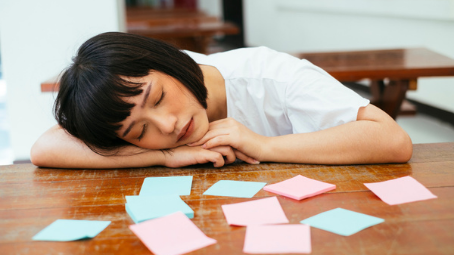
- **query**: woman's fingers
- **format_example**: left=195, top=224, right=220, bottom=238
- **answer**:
left=202, top=135, right=232, bottom=150
left=164, top=145, right=226, bottom=168
left=207, top=145, right=258, bottom=166
left=188, top=128, right=229, bottom=146
left=207, top=118, right=232, bottom=128
left=234, top=149, right=260, bottom=164
left=202, top=149, right=225, bottom=167
left=188, top=118, right=241, bottom=146
left=208, top=146, right=237, bottom=164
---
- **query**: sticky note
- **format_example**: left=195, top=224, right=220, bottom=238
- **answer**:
left=300, top=208, right=384, bottom=236
left=140, top=176, right=193, bottom=196
left=244, top=224, right=311, bottom=254
left=125, top=195, right=194, bottom=223
left=364, top=176, right=437, bottom=205
left=32, top=219, right=111, bottom=241
left=129, top=211, right=216, bottom=255
left=263, top=175, right=336, bottom=200
left=203, top=180, right=267, bottom=198
left=221, top=197, right=289, bottom=226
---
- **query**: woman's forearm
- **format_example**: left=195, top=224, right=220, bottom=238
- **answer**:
left=31, top=125, right=165, bottom=169
left=261, top=105, right=413, bottom=164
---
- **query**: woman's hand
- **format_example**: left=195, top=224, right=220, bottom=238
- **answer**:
left=188, top=118, right=266, bottom=163
left=163, top=145, right=241, bottom=168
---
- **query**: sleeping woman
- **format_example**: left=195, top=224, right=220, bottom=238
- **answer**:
left=31, top=32, right=412, bottom=168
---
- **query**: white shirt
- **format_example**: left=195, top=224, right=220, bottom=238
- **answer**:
left=184, top=47, right=369, bottom=137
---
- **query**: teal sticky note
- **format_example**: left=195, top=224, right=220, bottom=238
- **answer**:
left=140, top=176, right=193, bottom=196
left=203, top=180, right=267, bottom=198
left=125, top=203, right=139, bottom=223
left=300, top=208, right=384, bottom=236
left=32, top=219, right=110, bottom=241
left=125, top=195, right=194, bottom=223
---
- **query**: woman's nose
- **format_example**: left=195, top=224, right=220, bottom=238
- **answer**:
left=152, top=113, right=177, bottom=135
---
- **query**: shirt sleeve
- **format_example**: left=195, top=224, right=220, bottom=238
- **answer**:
left=182, top=50, right=209, bottom=65
left=285, top=60, right=370, bottom=133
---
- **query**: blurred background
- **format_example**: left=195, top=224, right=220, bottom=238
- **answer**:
left=1, top=0, right=453, bottom=165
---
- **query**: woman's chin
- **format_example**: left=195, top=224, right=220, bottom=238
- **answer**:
left=193, top=126, right=209, bottom=144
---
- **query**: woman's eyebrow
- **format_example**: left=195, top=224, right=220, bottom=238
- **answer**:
left=122, top=121, right=136, bottom=137
left=141, top=82, right=152, bottom=108
left=122, top=82, right=152, bottom=138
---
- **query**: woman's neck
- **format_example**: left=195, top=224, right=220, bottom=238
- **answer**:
left=200, top=65, right=227, bottom=122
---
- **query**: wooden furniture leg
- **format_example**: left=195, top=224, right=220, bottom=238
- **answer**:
left=370, top=80, right=385, bottom=109
left=370, top=79, right=409, bottom=119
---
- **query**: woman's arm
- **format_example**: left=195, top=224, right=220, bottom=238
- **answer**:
left=191, top=104, right=413, bottom=164
left=31, top=125, right=237, bottom=169
left=263, top=104, right=412, bottom=164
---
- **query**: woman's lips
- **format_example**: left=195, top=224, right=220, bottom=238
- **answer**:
left=178, top=118, right=194, bottom=142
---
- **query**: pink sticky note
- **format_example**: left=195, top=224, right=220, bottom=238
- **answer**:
left=129, top=211, right=216, bottom=255
left=221, top=197, right=289, bottom=226
left=244, top=224, right=311, bottom=254
left=364, top=176, right=437, bottom=205
left=263, top=175, right=336, bottom=200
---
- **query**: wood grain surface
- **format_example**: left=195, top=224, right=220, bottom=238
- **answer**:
left=1, top=143, right=453, bottom=254
left=296, top=48, right=454, bottom=82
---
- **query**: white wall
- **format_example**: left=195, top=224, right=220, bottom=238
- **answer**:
left=0, top=0, right=121, bottom=161
left=198, top=0, right=223, bottom=18
left=244, top=0, right=454, bottom=113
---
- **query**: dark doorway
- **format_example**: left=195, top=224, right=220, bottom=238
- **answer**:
left=220, top=0, right=245, bottom=49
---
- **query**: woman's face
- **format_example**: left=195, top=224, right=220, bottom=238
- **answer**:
left=117, top=71, right=209, bottom=149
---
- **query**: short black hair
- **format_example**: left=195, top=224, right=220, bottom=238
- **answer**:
left=54, top=32, right=207, bottom=155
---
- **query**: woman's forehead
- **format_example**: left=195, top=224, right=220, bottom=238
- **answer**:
left=120, top=70, right=164, bottom=83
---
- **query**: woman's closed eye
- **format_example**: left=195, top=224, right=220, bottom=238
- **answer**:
left=137, top=123, right=148, bottom=141
left=136, top=89, right=164, bottom=141
left=155, top=89, right=165, bottom=106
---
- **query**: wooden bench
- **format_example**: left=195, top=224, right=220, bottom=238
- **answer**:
left=295, top=48, right=454, bottom=119
left=126, top=7, right=239, bottom=54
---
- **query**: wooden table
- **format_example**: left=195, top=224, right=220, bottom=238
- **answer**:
left=296, top=48, right=454, bottom=119
left=1, top=143, right=453, bottom=254
left=126, top=7, right=239, bottom=54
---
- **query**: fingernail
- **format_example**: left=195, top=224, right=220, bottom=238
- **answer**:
left=202, top=144, right=207, bottom=149
left=252, top=160, right=260, bottom=164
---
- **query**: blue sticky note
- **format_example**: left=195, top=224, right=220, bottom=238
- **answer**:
left=125, top=195, right=194, bottom=223
left=140, top=176, right=193, bottom=196
left=125, top=203, right=139, bottom=223
left=300, top=208, right=384, bottom=236
left=32, top=219, right=110, bottom=241
left=203, top=180, right=267, bottom=198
